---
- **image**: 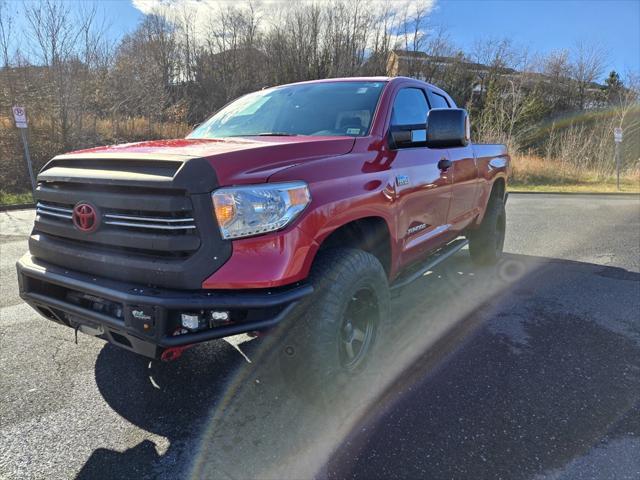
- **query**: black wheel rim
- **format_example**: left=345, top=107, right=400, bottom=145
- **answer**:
left=495, top=210, right=506, bottom=255
left=339, top=287, right=378, bottom=371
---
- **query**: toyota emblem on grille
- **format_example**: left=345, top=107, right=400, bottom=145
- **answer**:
left=72, top=203, right=99, bottom=233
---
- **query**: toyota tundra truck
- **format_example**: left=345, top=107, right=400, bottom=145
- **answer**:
left=16, top=77, right=509, bottom=379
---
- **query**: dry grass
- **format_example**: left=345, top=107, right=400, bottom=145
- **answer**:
left=510, top=154, right=640, bottom=193
left=3, top=115, right=639, bottom=196
left=3, top=154, right=639, bottom=206
left=0, top=115, right=191, bottom=143
left=0, top=115, right=192, bottom=195
left=91, top=117, right=191, bottom=143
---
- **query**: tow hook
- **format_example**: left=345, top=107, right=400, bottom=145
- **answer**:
left=160, top=344, right=194, bottom=362
left=247, top=327, right=273, bottom=338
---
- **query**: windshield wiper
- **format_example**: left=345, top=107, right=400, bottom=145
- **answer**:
left=226, top=132, right=299, bottom=138
left=255, top=132, right=298, bottom=136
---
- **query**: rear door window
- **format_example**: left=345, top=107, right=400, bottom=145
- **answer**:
left=428, top=91, right=450, bottom=108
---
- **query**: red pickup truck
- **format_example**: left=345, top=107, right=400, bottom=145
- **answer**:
left=17, top=77, right=509, bottom=381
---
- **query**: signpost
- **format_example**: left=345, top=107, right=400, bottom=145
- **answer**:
left=12, top=106, right=36, bottom=195
left=614, top=127, right=623, bottom=191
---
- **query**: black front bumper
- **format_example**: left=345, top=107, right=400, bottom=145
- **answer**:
left=17, top=254, right=313, bottom=359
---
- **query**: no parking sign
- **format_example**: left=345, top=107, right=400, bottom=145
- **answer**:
left=613, top=127, right=623, bottom=190
left=12, top=106, right=28, bottom=128
left=12, top=105, right=36, bottom=194
left=614, top=127, right=623, bottom=143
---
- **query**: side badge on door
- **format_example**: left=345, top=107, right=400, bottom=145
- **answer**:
left=407, top=223, right=427, bottom=235
left=396, top=175, right=410, bottom=186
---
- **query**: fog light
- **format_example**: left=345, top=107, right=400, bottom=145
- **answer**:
left=209, top=310, right=231, bottom=327
left=210, top=311, right=229, bottom=322
left=181, top=313, right=203, bottom=330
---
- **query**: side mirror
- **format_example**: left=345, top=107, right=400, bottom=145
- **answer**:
left=426, top=108, right=470, bottom=148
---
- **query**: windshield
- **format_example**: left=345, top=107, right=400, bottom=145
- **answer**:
left=187, top=81, right=386, bottom=139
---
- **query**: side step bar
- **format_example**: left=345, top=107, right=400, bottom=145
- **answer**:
left=390, top=237, right=469, bottom=291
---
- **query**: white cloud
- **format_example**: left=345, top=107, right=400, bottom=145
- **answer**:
left=133, top=0, right=437, bottom=18
left=131, top=0, right=438, bottom=43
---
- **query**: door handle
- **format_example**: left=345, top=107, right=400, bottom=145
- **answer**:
left=438, top=158, right=452, bottom=171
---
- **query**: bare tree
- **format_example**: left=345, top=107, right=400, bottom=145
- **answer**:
left=395, top=1, right=435, bottom=78
left=570, top=41, right=607, bottom=110
left=1, top=0, right=638, bottom=195
left=0, top=0, right=16, bottom=102
left=363, top=5, right=395, bottom=75
left=0, top=0, right=12, bottom=68
left=23, top=0, right=80, bottom=146
left=471, top=38, right=514, bottom=86
left=616, top=72, right=640, bottom=172
left=541, top=49, right=574, bottom=111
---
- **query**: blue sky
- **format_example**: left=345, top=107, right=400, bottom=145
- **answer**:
left=7, top=0, right=640, bottom=79
left=430, top=0, right=640, bottom=76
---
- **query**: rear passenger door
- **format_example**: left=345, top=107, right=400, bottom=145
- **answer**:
left=390, top=87, right=452, bottom=267
left=428, top=90, right=478, bottom=232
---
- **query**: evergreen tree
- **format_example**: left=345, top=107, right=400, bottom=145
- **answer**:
left=603, top=70, right=624, bottom=105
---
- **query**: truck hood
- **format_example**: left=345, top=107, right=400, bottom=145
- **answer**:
left=63, top=136, right=356, bottom=185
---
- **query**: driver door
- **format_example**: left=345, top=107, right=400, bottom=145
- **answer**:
left=390, top=87, right=453, bottom=268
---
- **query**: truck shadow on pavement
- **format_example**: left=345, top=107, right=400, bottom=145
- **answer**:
left=79, top=253, right=640, bottom=479
left=325, top=255, right=640, bottom=479
left=78, top=337, right=248, bottom=479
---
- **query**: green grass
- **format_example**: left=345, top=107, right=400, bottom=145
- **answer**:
left=0, top=191, right=34, bottom=205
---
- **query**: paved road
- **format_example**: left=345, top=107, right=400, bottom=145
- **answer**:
left=1, top=194, right=639, bottom=479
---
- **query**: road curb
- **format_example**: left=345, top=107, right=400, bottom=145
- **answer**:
left=0, top=203, right=35, bottom=212
left=509, top=191, right=639, bottom=197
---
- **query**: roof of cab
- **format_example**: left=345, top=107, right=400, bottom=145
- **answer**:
left=270, top=76, right=447, bottom=95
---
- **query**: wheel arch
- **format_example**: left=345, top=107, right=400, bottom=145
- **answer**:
left=472, top=174, right=507, bottom=228
left=314, top=216, right=393, bottom=277
left=490, top=176, right=506, bottom=202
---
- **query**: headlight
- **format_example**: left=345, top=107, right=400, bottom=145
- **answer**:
left=212, top=181, right=311, bottom=239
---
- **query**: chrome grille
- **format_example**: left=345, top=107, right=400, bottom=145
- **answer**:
left=36, top=202, right=73, bottom=220
left=103, top=213, right=196, bottom=231
left=37, top=201, right=197, bottom=232
left=28, top=157, right=230, bottom=289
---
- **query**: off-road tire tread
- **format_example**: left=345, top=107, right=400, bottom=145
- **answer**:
left=468, top=196, right=506, bottom=265
left=279, top=248, right=390, bottom=403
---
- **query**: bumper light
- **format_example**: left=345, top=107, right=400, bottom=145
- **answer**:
left=181, top=313, right=206, bottom=331
left=181, top=311, right=232, bottom=331
left=209, top=310, right=231, bottom=327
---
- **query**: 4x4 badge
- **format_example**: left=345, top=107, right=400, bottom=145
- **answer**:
left=396, top=175, right=410, bottom=186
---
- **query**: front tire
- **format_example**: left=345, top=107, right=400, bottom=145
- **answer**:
left=279, top=248, right=390, bottom=402
left=468, top=196, right=506, bottom=265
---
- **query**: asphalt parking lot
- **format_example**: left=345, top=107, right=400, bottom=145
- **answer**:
left=1, top=193, right=639, bottom=479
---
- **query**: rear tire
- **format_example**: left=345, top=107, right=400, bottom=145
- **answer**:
left=279, top=248, right=390, bottom=404
left=468, top=196, right=506, bottom=265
